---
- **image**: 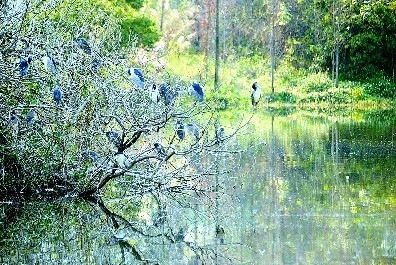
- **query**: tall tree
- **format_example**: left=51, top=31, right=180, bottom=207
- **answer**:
left=270, top=0, right=280, bottom=94
left=214, top=0, right=220, bottom=90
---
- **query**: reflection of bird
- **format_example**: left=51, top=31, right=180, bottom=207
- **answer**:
left=216, top=225, right=225, bottom=244
left=215, top=127, right=225, bottom=143
left=42, top=52, right=56, bottom=74
left=106, top=131, right=122, bottom=148
left=188, top=255, right=202, bottom=265
left=53, top=85, right=62, bottom=105
left=8, top=114, right=19, bottom=130
left=159, top=82, right=174, bottom=105
left=175, top=120, right=185, bottom=141
left=175, top=228, right=186, bottom=242
left=92, top=58, right=102, bottom=72
left=19, top=54, right=32, bottom=77
left=190, top=82, right=204, bottom=102
left=152, top=210, right=166, bottom=227
left=151, top=84, right=159, bottom=103
left=114, top=152, right=131, bottom=168
left=83, top=150, right=100, bottom=162
left=25, top=109, right=36, bottom=125
left=251, top=82, right=261, bottom=107
left=186, top=123, right=200, bottom=141
left=75, top=37, right=92, bottom=54
left=154, top=142, right=167, bottom=157
left=127, top=68, right=144, bottom=89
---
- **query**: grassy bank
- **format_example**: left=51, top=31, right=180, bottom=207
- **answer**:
left=164, top=52, right=396, bottom=109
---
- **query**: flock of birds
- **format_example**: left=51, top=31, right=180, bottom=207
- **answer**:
left=13, top=37, right=262, bottom=169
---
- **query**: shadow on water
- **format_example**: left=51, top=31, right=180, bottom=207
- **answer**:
left=1, top=108, right=396, bottom=264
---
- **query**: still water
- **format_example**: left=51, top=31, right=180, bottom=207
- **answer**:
left=1, top=108, right=396, bottom=264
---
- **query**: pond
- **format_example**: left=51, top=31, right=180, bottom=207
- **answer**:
left=1, top=108, right=396, bottom=264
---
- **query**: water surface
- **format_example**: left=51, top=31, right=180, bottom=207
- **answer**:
left=1, top=108, right=396, bottom=264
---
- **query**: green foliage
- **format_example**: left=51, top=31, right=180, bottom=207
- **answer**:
left=121, top=16, right=160, bottom=47
left=363, top=77, right=396, bottom=98
left=348, top=33, right=382, bottom=78
left=272, top=91, right=296, bottom=103
left=78, top=0, right=161, bottom=48
left=125, top=0, right=144, bottom=9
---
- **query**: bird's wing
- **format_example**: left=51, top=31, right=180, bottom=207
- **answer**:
left=134, top=69, right=144, bottom=82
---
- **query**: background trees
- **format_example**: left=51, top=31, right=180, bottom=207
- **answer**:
left=150, top=0, right=396, bottom=97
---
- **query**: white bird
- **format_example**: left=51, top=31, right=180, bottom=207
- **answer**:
left=151, top=84, right=159, bottom=103
left=114, top=152, right=131, bottom=168
left=42, top=52, right=56, bottom=74
left=251, top=82, right=261, bottom=107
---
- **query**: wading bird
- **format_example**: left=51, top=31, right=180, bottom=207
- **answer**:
left=251, top=81, right=261, bottom=107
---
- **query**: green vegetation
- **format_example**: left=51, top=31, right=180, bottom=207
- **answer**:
left=164, top=52, right=395, bottom=108
left=145, top=0, right=396, bottom=107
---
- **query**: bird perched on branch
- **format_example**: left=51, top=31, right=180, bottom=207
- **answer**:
left=154, top=142, right=167, bottom=157
left=42, top=52, right=56, bottom=74
left=175, top=120, right=185, bottom=141
left=25, top=109, right=36, bottom=126
left=159, top=82, right=175, bottom=105
left=53, top=85, right=62, bottom=105
left=127, top=67, right=144, bottom=89
left=186, top=123, right=200, bottom=141
left=114, top=152, right=131, bottom=168
left=251, top=81, right=261, bottom=107
left=19, top=54, right=32, bottom=77
left=106, top=131, right=122, bottom=149
left=190, top=82, right=204, bottom=102
left=151, top=84, right=159, bottom=103
left=75, top=36, right=92, bottom=54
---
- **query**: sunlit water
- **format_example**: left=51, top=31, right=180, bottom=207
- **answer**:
left=1, top=108, right=396, bottom=264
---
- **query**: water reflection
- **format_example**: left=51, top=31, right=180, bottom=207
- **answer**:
left=1, top=109, right=396, bottom=264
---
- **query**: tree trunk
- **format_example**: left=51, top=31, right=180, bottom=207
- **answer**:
left=270, top=0, right=277, bottom=95
left=214, top=0, right=220, bottom=91
left=160, top=0, right=165, bottom=31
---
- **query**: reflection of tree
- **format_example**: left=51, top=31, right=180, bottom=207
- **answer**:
left=0, top=0, right=253, bottom=263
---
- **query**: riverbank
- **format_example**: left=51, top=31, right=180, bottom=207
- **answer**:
left=164, top=52, right=396, bottom=108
